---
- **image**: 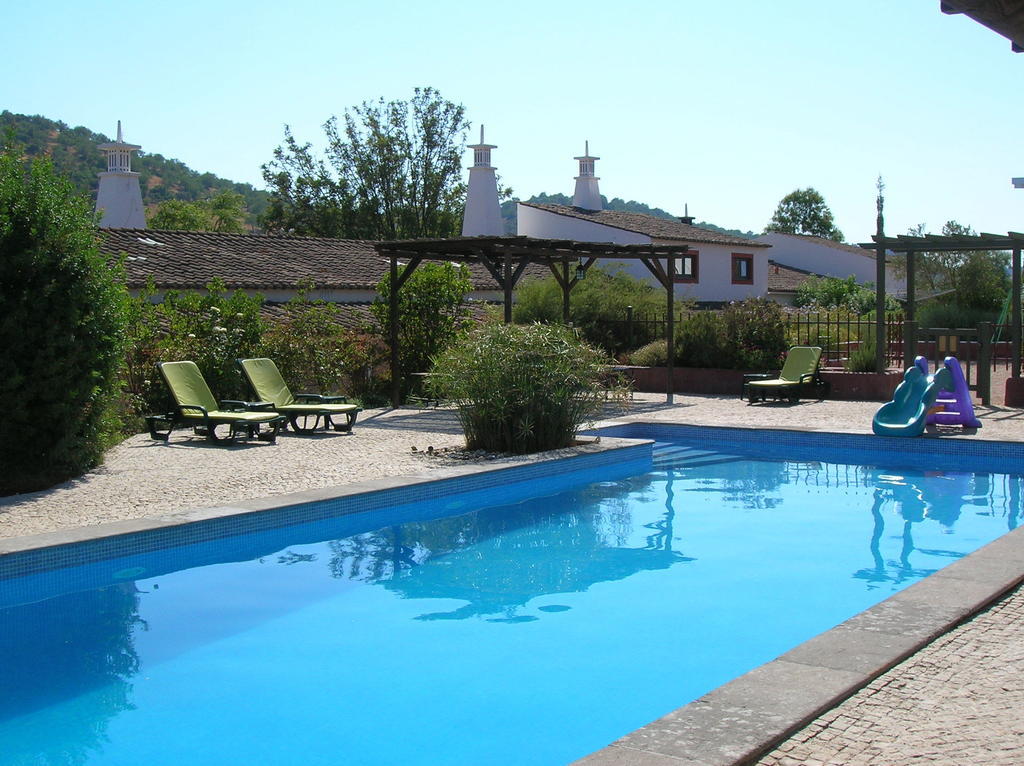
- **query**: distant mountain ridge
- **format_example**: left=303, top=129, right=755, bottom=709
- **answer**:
left=500, top=192, right=756, bottom=239
left=0, top=111, right=270, bottom=220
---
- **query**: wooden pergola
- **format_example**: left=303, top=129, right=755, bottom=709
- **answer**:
left=373, top=235, right=693, bottom=407
left=858, top=232, right=1023, bottom=376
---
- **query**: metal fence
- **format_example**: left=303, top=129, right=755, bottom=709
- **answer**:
left=599, top=309, right=907, bottom=368
left=785, top=312, right=905, bottom=368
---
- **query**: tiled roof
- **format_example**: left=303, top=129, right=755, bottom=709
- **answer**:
left=99, top=228, right=523, bottom=291
left=766, top=260, right=823, bottom=292
left=519, top=203, right=769, bottom=247
left=260, top=299, right=493, bottom=331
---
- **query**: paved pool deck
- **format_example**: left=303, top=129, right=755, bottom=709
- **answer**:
left=1, top=393, right=1022, bottom=764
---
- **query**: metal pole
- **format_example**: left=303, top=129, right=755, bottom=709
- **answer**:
left=389, top=255, right=400, bottom=408
left=875, top=241, right=887, bottom=373
left=1013, top=247, right=1021, bottom=378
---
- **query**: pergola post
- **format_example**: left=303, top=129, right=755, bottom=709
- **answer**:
left=1013, top=246, right=1021, bottom=378
left=503, top=254, right=512, bottom=323
left=666, top=258, right=676, bottom=405
left=875, top=241, right=887, bottom=374
left=389, top=255, right=400, bottom=408
left=562, top=257, right=571, bottom=323
left=903, top=249, right=916, bottom=369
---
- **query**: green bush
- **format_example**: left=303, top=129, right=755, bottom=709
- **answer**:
left=722, top=298, right=788, bottom=369
left=675, top=312, right=728, bottom=368
left=845, top=339, right=877, bottom=372
left=429, top=322, right=609, bottom=454
left=513, top=265, right=667, bottom=354
left=629, top=340, right=669, bottom=367
left=0, top=148, right=128, bottom=494
left=121, top=280, right=265, bottom=424
left=915, top=301, right=1000, bottom=329
left=153, top=280, right=265, bottom=401
left=262, top=289, right=389, bottom=402
left=371, top=262, right=472, bottom=393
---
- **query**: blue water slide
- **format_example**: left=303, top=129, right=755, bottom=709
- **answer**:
left=872, top=365, right=954, bottom=437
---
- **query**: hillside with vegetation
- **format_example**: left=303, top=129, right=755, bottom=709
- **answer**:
left=0, top=111, right=270, bottom=224
left=501, top=192, right=756, bottom=239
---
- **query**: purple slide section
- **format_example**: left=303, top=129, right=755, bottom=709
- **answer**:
left=915, top=356, right=982, bottom=429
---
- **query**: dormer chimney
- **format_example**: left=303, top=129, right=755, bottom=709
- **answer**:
left=95, top=120, right=146, bottom=228
left=461, top=125, right=503, bottom=236
left=572, top=141, right=602, bottom=210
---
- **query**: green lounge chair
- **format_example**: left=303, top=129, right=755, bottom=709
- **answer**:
left=237, top=357, right=361, bottom=433
left=149, top=361, right=285, bottom=443
left=741, top=346, right=829, bottom=403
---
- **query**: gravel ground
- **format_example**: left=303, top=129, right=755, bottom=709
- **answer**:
left=3, top=393, right=1020, bottom=540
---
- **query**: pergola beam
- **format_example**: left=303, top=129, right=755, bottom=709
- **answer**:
left=374, top=236, right=692, bottom=407
left=859, top=230, right=1023, bottom=380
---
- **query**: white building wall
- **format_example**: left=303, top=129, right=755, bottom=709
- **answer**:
left=517, top=204, right=650, bottom=245
left=756, top=233, right=906, bottom=292
left=518, top=204, right=768, bottom=302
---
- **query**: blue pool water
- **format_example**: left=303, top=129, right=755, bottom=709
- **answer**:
left=1, top=435, right=1021, bottom=765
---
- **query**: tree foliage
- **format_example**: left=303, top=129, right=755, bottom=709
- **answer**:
left=764, top=187, right=844, bottom=241
left=513, top=265, right=669, bottom=354
left=897, top=221, right=1009, bottom=314
left=0, top=145, right=128, bottom=494
left=370, top=262, right=473, bottom=382
left=261, top=88, right=469, bottom=239
left=148, top=190, right=247, bottom=233
left=262, top=285, right=389, bottom=400
left=794, top=275, right=900, bottom=314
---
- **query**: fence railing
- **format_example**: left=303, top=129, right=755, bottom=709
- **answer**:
left=598, top=309, right=907, bottom=368
left=785, top=312, right=905, bottom=368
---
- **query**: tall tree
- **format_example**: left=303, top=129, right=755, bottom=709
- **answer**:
left=764, top=187, right=844, bottom=241
left=261, top=87, right=469, bottom=239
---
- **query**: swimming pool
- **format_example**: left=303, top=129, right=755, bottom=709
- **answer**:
left=1, top=426, right=1021, bottom=765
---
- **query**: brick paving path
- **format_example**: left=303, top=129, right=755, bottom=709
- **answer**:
left=758, top=584, right=1024, bottom=766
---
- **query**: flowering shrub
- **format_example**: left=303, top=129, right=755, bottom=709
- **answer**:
left=120, top=279, right=265, bottom=423
left=262, top=289, right=390, bottom=401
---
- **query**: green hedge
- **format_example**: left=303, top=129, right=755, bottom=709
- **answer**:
left=0, top=149, right=128, bottom=494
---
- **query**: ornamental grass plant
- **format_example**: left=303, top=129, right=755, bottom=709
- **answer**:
left=428, top=323, right=611, bottom=454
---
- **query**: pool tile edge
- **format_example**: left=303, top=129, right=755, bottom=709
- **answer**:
left=0, top=437, right=652, bottom=574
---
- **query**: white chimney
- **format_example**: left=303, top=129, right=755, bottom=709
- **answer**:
left=95, top=120, right=146, bottom=229
left=461, top=125, right=503, bottom=236
left=572, top=141, right=602, bottom=210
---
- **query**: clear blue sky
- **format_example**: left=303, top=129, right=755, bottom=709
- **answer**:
left=3, top=0, right=1021, bottom=243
